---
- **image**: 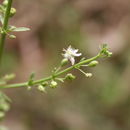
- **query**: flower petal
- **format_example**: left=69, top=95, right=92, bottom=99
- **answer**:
left=69, top=57, right=75, bottom=65
left=74, top=53, right=82, bottom=57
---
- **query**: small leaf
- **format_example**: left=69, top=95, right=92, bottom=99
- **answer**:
left=80, top=57, right=86, bottom=62
left=28, top=72, right=35, bottom=86
left=11, top=27, right=30, bottom=32
left=30, top=72, right=35, bottom=80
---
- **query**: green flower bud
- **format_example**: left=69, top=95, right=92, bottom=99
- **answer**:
left=38, top=85, right=46, bottom=93
left=85, top=73, right=92, bottom=78
left=3, top=0, right=8, bottom=6
left=88, top=60, right=99, bottom=67
left=10, top=8, right=16, bottom=17
left=9, top=35, right=16, bottom=39
left=106, top=51, right=112, bottom=57
left=50, top=80, right=58, bottom=88
left=61, top=58, right=68, bottom=66
left=65, top=73, right=76, bottom=80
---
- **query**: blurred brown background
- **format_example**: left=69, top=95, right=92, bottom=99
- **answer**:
left=1, top=0, right=130, bottom=129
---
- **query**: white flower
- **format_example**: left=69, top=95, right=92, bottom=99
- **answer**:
left=62, top=45, right=82, bottom=65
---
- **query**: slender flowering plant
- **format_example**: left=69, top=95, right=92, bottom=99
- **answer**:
left=0, top=0, right=112, bottom=127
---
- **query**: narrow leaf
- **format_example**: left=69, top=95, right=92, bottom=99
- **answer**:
left=12, top=27, right=30, bottom=32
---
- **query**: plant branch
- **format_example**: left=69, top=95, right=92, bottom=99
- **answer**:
left=0, top=53, right=100, bottom=89
left=0, top=0, right=13, bottom=64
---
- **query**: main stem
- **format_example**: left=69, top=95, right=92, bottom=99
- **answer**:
left=0, top=0, right=13, bottom=64
left=0, top=54, right=100, bottom=89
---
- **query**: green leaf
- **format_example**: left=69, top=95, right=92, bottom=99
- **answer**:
left=11, top=27, right=30, bottom=32
left=80, top=57, right=86, bottom=62
left=28, top=72, right=35, bottom=86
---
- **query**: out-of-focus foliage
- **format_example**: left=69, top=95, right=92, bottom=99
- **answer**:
left=1, top=0, right=130, bottom=130
left=0, top=92, right=10, bottom=121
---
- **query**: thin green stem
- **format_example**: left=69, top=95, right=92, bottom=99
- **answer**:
left=0, top=0, right=13, bottom=64
left=0, top=53, right=100, bottom=89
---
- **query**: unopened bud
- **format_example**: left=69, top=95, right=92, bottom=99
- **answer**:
left=50, top=81, right=58, bottom=88
left=85, top=73, right=92, bottom=78
left=61, top=58, right=68, bottom=66
left=88, top=60, right=99, bottom=67
left=10, top=8, right=16, bottom=17
left=9, top=35, right=16, bottom=39
left=106, top=51, right=112, bottom=57
left=65, top=73, right=76, bottom=80
left=38, top=85, right=46, bottom=93
left=3, top=0, right=8, bottom=6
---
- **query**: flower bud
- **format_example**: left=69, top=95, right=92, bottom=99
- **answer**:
left=10, top=8, right=16, bottom=17
left=65, top=73, right=76, bottom=80
left=85, top=73, right=92, bottom=78
left=3, top=0, right=8, bottom=6
left=88, top=60, right=99, bottom=67
left=38, top=85, right=46, bottom=93
left=61, top=58, right=68, bottom=66
left=50, top=81, right=58, bottom=88
left=106, top=51, right=112, bottom=57
left=9, top=35, right=16, bottom=39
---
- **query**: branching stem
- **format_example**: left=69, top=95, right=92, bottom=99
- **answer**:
left=0, top=53, right=100, bottom=89
left=0, top=0, right=13, bottom=64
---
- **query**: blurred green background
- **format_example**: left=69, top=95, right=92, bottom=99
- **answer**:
left=1, top=0, right=130, bottom=129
